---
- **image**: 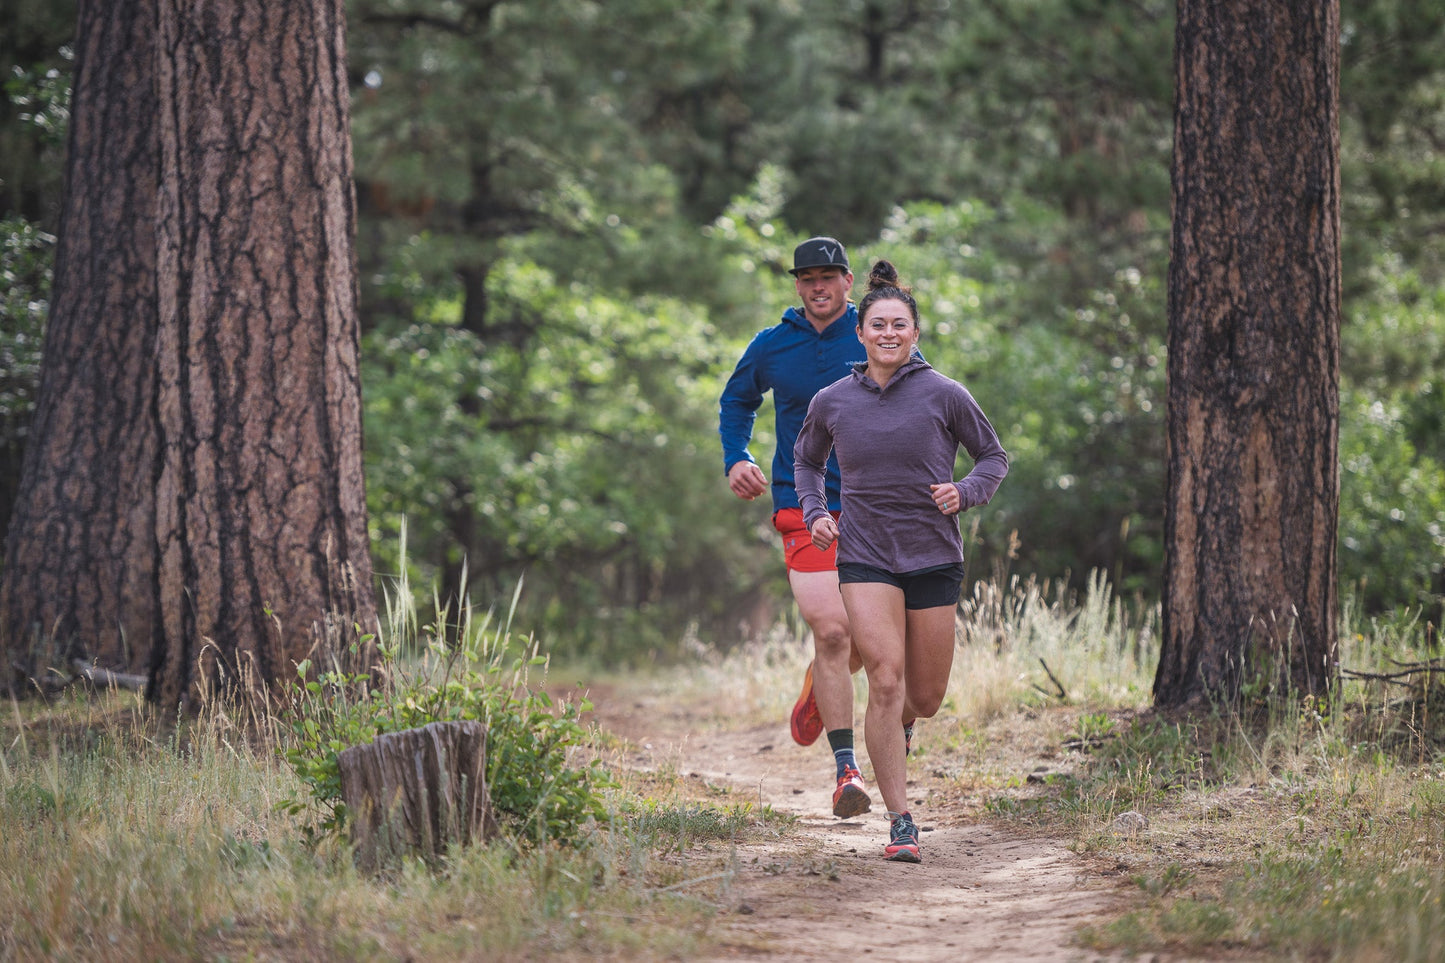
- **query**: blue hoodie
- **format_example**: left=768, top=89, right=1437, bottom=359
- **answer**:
left=719, top=304, right=863, bottom=512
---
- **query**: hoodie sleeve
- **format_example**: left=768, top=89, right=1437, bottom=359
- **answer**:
left=718, top=333, right=769, bottom=475
left=792, top=394, right=833, bottom=530
left=947, top=382, right=1010, bottom=511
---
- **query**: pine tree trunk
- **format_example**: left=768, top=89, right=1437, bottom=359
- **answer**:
left=1155, top=1, right=1341, bottom=710
left=0, top=0, right=164, bottom=683
left=1, top=0, right=377, bottom=708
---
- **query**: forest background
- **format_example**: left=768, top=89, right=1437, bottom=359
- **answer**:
left=2, top=0, right=1442, bottom=663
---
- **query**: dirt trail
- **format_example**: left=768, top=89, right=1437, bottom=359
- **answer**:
left=590, top=684, right=1140, bottom=963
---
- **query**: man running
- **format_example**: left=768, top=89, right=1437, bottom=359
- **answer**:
left=719, top=236, right=870, bottom=818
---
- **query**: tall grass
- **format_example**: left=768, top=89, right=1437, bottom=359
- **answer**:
left=669, top=571, right=1445, bottom=961
left=0, top=572, right=779, bottom=962
left=671, top=568, right=1157, bottom=731
left=4, top=570, right=1443, bottom=961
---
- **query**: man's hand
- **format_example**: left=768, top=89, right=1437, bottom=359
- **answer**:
left=727, top=461, right=768, bottom=500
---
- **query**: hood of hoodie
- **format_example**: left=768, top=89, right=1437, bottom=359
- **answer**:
left=851, top=354, right=931, bottom=393
left=782, top=303, right=858, bottom=338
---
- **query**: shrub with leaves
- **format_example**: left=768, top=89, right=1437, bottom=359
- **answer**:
left=1, top=217, right=54, bottom=527
left=279, top=592, right=610, bottom=848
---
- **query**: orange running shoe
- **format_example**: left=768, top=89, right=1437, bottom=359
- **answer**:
left=790, top=661, right=824, bottom=746
left=832, top=766, right=871, bottom=818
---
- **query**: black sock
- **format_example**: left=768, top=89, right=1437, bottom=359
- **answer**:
left=826, top=728, right=857, bottom=778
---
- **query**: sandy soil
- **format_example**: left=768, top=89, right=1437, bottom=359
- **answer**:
left=589, top=683, right=1145, bottom=963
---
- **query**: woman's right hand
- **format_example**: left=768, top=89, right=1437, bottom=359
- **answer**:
left=809, top=515, right=838, bottom=550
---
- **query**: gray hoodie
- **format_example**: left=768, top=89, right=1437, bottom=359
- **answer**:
left=794, top=357, right=1009, bottom=572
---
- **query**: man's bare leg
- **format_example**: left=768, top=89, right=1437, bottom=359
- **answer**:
left=838, top=581, right=910, bottom=815
left=789, top=569, right=854, bottom=731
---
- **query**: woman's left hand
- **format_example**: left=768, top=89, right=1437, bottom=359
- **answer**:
left=930, top=482, right=960, bottom=515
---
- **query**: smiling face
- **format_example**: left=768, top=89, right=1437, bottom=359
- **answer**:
left=793, top=266, right=854, bottom=329
left=858, top=297, right=919, bottom=372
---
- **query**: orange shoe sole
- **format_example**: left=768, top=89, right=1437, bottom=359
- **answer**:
left=790, top=662, right=823, bottom=746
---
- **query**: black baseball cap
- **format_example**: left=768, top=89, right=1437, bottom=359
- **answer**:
left=789, top=236, right=850, bottom=276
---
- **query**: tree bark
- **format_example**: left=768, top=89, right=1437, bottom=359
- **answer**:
left=1156, top=1, right=1341, bottom=710
left=1, top=0, right=378, bottom=709
left=338, top=720, right=496, bottom=872
left=0, top=0, right=164, bottom=683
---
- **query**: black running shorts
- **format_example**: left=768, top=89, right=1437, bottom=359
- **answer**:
left=836, top=561, right=966, bottom=610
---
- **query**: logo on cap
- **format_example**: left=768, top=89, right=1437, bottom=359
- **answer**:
left=790, top=236, right=850, bottom=276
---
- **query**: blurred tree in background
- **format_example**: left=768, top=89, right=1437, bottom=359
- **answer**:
left=2, top=0, right=1442, bottom=662
left=0, top=0, right=73, bottom=224
left=0, top=218, right=51, bottom=533
left=0, top=0, right=71, bottom=532
left=1335, top=0, right=1445, bottom=616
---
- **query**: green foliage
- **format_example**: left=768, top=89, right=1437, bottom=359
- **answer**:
left=343, top=0, right=800, bottom=659
left=361, top=253, right=773, bottom=658
left=1339, top=389, right=1445, bottom=616
left=855, top=198, right=1170, bottom=592
left=347, top=0, right=737, bottom=297
left=1089, top=721, right=1197, bottom=805
left=0, top=216, right=49, bottom=432
left=1071, top=712, right=1116, bottom=744
left=1339, top=260, right=1445, bottom=617
left=279, top=603, right=611, bottom=848
left=0, top=215, right=52, bottom=529
left=3, top=58, right=70, bottom=149
left=623, top=799, right=791, bottom=854
left=947, top=0, right=1175, bottom=221
left=1341, top=0, right=1445, bottom=290
left=0, top=13, right=73, bottom=221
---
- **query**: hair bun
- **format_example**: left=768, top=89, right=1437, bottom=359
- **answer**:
left=856, top=257, right=920, bottom=328
left=867, top=259, right=903, bottom=292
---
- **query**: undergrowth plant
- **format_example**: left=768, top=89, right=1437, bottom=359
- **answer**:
left=280, top=579, right=611, bottom=847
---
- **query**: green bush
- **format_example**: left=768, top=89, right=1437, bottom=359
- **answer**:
left=1338, top=387, right=1445, bottom=616
left=360, top=253, right=771, bottom=661
left=279, top=593, right=611, bottom=849
left=1339, top=260, right=1445, bottom=617
left=0, top=216, right=54, bottom=529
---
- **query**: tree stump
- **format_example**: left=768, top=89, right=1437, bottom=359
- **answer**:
left=338, top=720, right=497, bottom=870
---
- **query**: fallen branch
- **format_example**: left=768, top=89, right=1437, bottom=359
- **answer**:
left=1341, top=660, right=1445, bottom=688
left=1037, top=657, right=1068, bottom=701
left=69, top=659, right=149, bottom=692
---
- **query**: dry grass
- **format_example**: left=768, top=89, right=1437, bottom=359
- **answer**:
left=641, top=574, right=1445, bottom=961
left=3, top=575, right=1444, bottom=961
left=0, top=683, right=757, bottom=962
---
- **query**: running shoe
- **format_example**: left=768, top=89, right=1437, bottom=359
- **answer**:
left=832, top=766, right=871, bottom=818
left=790, top=661, right=824, bottom=746
left=885, top=813, right=921, bottom=863
left=903, top=718, right=916, bottom=757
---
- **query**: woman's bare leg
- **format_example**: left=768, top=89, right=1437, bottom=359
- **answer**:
left=902, top=605, right=958, bottom=722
